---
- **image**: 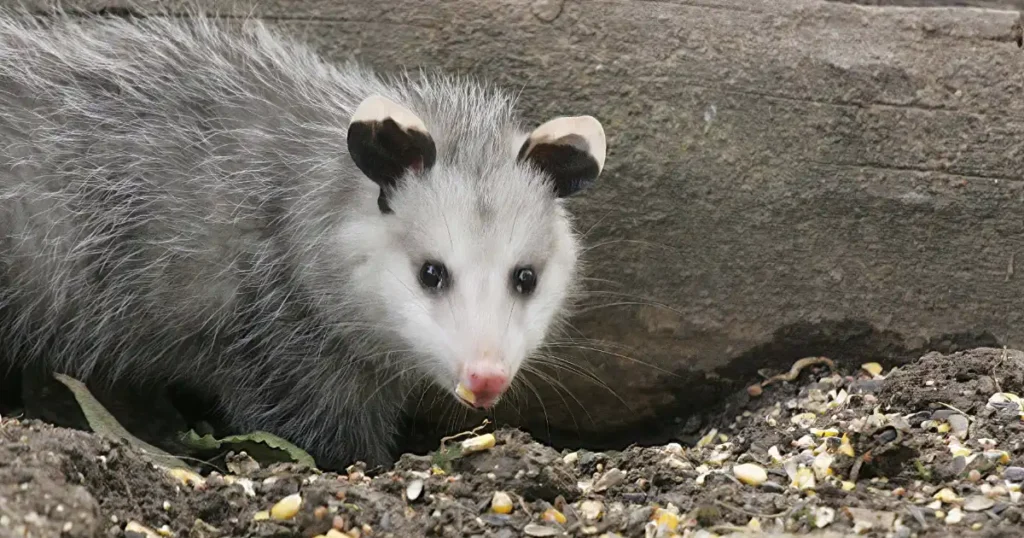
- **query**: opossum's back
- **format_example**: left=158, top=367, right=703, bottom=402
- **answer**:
left=0, top=14, right=314, bottom=337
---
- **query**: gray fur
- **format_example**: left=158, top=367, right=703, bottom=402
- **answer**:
left=0, top=6, right=590, bottom=468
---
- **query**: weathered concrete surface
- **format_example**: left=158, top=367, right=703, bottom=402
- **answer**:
left=11, top=0, right=1024, bottom=450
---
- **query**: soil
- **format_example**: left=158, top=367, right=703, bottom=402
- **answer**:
left=4, top=347, right=1024, bottom=538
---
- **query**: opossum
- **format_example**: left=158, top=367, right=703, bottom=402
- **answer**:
left=0, top=7, right=607, bottom=468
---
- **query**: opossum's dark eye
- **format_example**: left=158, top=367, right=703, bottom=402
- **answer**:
left=419, top=261, right=449, bottom=292
left=512, top=267, right=537, bottom=296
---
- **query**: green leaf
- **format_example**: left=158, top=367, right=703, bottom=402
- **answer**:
left=180, top=429, right=317, bottom=468
left=53, top=373, right=189, bottom=469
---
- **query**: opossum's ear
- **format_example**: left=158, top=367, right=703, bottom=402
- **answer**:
left=347, top=95, right=437, bottom=213
left=517, top=115, right=606, bottom=198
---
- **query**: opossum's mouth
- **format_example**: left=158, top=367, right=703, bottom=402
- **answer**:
left=454, top=382, right=501, bottom=410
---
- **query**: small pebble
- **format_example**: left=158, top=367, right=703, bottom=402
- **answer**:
left=225, top=451, right=260, bottom=476
left=948, top=415, right=969, bottom=438
left=945, top=506, right=963, bottom=524
left=592, top=468, right=625, bottom=492
left=1004, top=467, right=1024, bottom=482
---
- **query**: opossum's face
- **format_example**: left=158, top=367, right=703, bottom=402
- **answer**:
left=345, top=95, right=606, bottom=410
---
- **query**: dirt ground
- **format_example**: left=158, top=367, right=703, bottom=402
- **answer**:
left=3, top=347, right=1024, bottom=538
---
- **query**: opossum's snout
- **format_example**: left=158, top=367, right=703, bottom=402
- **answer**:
left=454, top=352, right=511, bottom=409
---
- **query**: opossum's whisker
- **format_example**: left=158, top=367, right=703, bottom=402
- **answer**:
left=521, top=363, right=591, bottom=430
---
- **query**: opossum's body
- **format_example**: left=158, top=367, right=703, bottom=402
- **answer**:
left=0, top=8, right=607, bottom=468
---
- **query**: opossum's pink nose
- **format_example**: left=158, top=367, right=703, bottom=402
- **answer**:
left=459, top=364, right=509, bottom=409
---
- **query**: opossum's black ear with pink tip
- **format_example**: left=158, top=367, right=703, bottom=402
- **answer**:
left=347, top=95, right=437, bottom=213
left=517, top=115, right=606, bottom=198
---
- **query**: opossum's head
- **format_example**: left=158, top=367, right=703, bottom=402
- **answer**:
left=344, top=94, right=606, bottom=410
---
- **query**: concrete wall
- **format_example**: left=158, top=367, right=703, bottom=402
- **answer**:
left=11, top=0, right=1024, bottom=448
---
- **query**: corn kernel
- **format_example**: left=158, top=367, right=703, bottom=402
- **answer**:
left=542, top=508, right=567, bottom=524
left=861, top=362, right=883, bottom=377
left=270, top=493, right=302, bottom=520
left=838, top=434, right=855, bottom=457
left=166, top=467, right=205, bottom=488
left=461, top=433, right=496, bottom=455
left=490, top=491, right=513, bottom=514
left=456, top=383, right=476, bottom=404
left=733, top=463, right=768, bottom=486
left=653, top=509, right=679, bottom=531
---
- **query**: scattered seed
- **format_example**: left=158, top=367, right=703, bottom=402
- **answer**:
left=861, top=362, right=883, bottom=377
left=963, top=495, right=995, bottom=512
left=523, top=523, right=561, bottom=536
left=983, top=450, right=1011, bottom=464
left=945, top=506, right=963, bottom=525
left=791, top=413, right=816, bottom=428
left=461, top=433, right=496, bottom=455
left=696, top=429, right=718, bottom=448
left=580, top=500, right=603, bottom=521
left=270, top=493, right=302, bottom=520
left=838, top=434, right=855, bottom=457
left=811, top=453, right=833, bottom=480
left=542, top=508, right=567, bottom=524
left=933, top=488, right=961, bottom=504
left=252, top=511, right=270, bottom=521
left=792, top=466, right=816, bottom=490
left=652, top=508, right=679, bottom=531
left=813, top=506, right=835, bottom=528
left=406, top=479, right=423, bottom=501
left=491, top=491, right=513, bottom=514
left=166, top=468, right=205, bottom=488
left=125, top=522, right=160, bottom=538
left=948, top=415, right=969, bottom=438
left=732, top=463, right=768, bottom=486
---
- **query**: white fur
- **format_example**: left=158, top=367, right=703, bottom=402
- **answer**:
left=0, top=4, right=605, bottom=468
left=522, top=115, right=607, bottom=173
left=350, top=94, right=429, bottom=134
